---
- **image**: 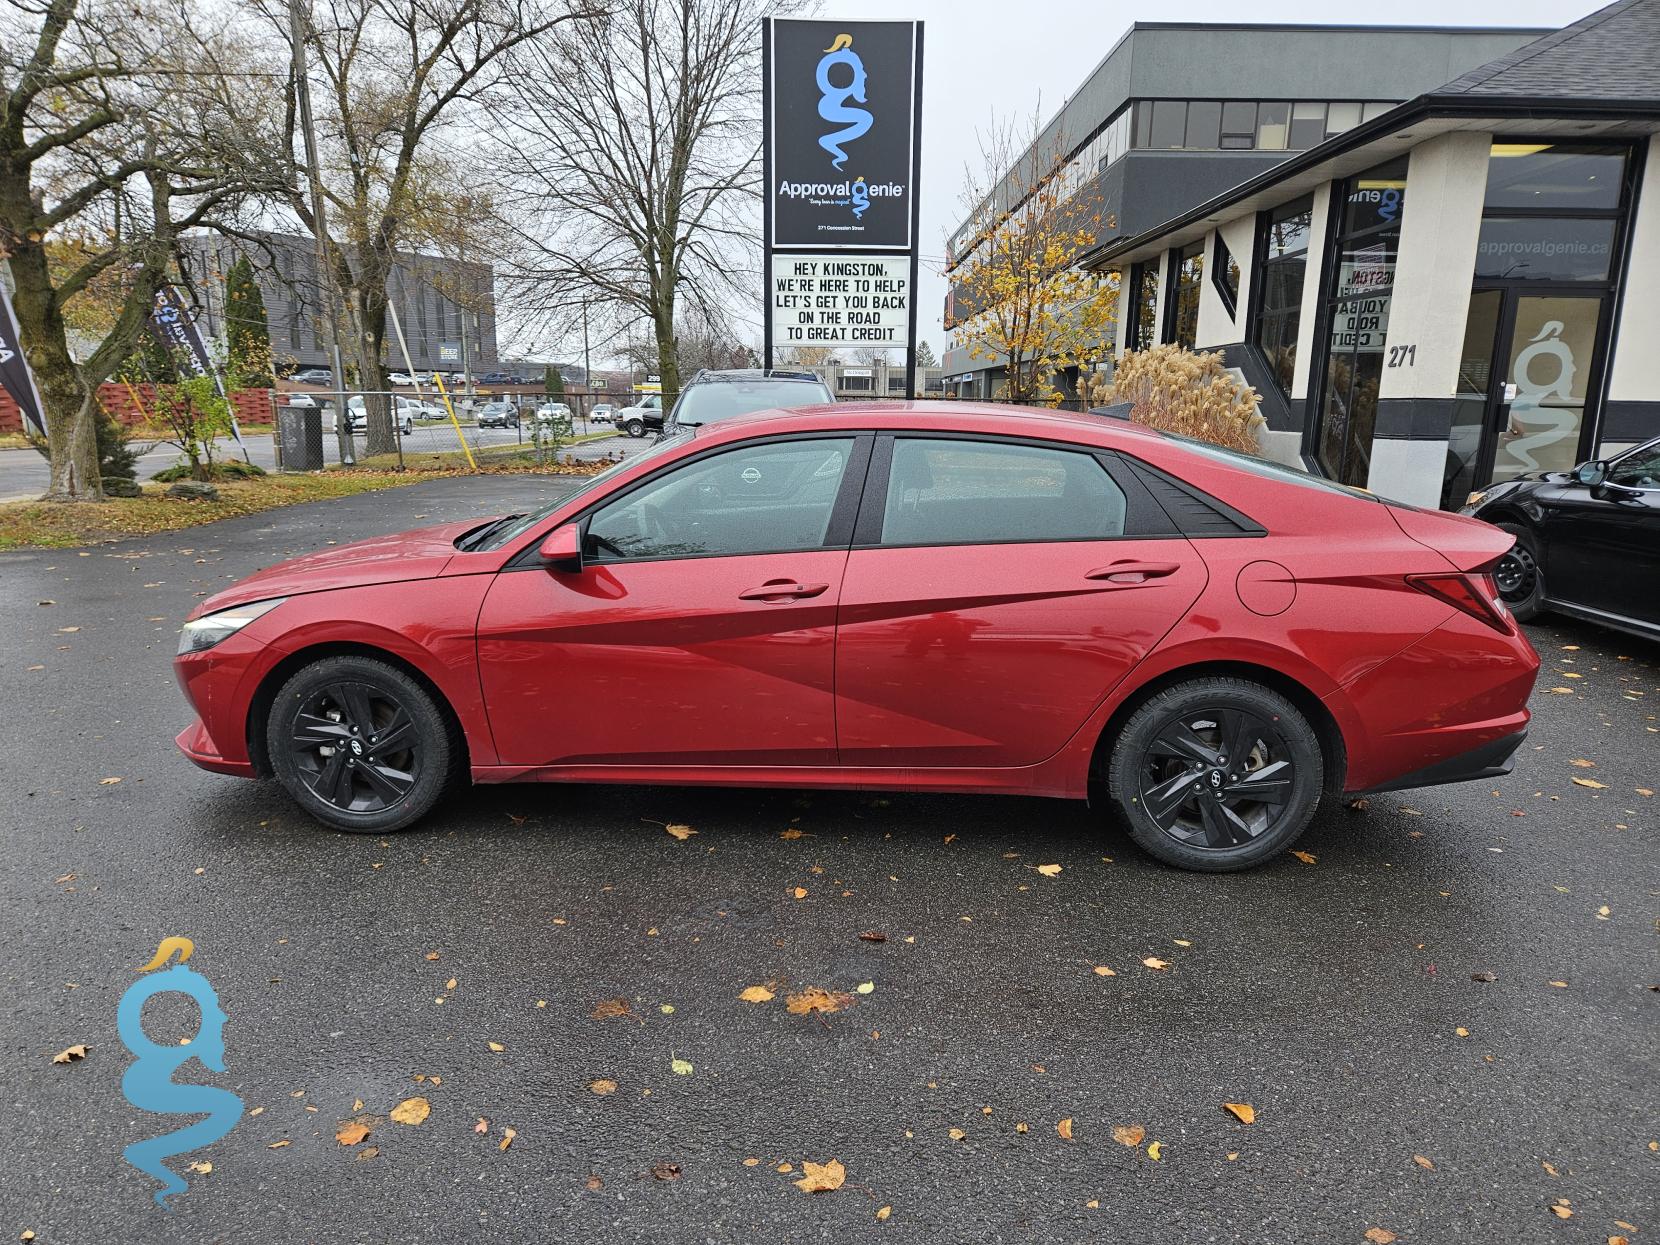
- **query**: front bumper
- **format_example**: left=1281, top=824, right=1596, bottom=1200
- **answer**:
left=176, top=718, right=256, bottom=778
left=1351, top=728, right=1527, bottom=796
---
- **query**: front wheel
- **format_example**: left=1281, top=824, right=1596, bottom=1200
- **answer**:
left=1493, top=522, right=1544, bottom=621
left=624, top=418, right=646, bottom=438
left=1106, top=677, right=1324, bottom=872
left=266, top=655, right=460, bottom=833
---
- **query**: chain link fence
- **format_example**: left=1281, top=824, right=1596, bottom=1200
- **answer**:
left=272, top=389, right=629, bottom=472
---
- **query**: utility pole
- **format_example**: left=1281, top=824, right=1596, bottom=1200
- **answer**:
left=288, top=0, right=354, bottom=466
left=581, top=300, right=591, bottom=430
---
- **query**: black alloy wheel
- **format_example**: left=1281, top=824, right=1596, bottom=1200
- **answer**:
left=267, top=655, right=459, bottom=833
left=1108, top=677, right=1324, bottom=871
left=1493, top=523, right=1544, bottom=621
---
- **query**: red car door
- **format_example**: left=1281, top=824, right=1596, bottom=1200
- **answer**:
left=477, top=434, right=868, bottom=768
left=835, top=436, right=1204, bottom=768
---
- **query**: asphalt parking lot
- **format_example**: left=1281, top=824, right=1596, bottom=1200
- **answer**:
left=1, top=476, right=1654, bottom=1244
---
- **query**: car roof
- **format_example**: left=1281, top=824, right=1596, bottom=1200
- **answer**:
left=691, top=400, right=1167, bottom=448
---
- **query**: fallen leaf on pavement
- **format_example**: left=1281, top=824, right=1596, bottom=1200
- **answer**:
left=1569, top=759, right=1596, bottom=768
left=1364, top=1231, right=1396, bottom=1244
left=487, top=1041, right=505, bottom=1052
left=1092, top=966, right=1116, bottom=976
left=52, top=1044, right=89, bottom=1064
left=876, top=1205, right=892, bottom=1221
left=664, top=824, right=696, bottom=841
left=189, top=1161, right=212, bottom=1174
left=671, top=1059, right=693, bottom=1076
left=651, top=1162, right=682, bottom=1181
left=947, top=1128, right=965, bottom=1141
left=786, top=987, right=853, bottom=1015
left=1223, top=1103, right=1255, bottom=1124
left=1057, top=1118, right=1073, bottom=1140
left=268, top=1140, right=291, bottom=1149
left=1550, top=1203, right=1573, bottom=1219
left=336, top=1121, right=371, bottom=1146
left=1290, top=850, right=1316, bottom=864
left=855, top=981, right=875, bottom=995
left=1413, top=1154, right=1434, bottom=1170
left=99, top=777, right=121, bottom=785
left=499, top=1127, right=515, bottom=1151
left=591, top=998, right=633, bottom=1020
left=858, top=930, right=887, bottom=942
left=590, top=1080, right=617, bottom=1096
left=389, top=1097, right=430, bottom=1126
left=475, top=1117, right=489, bottom=1132
left=779, top=828, right=805, bottom=840
left=1572, top=777, right=1607, bottom=789
left=1036, top=864, right=1062, bottom=877
left=1471, top=971, right=1497, bottom=982
left=1146, top=1141, right=1163, bottom=1160
left=738, top=984, right=775, bottom=1004
left=424, top=951, right=440, bottom=961
left=1142, top=957, right=1169, bottom=971
left=1548, top=980, right=1568, bottom=988
left=1112, top=1125, right=1145, bottom=1147
left=793, top=1158, right=845, bottom=1193
left=584, top=1174, right=604, bottom=1190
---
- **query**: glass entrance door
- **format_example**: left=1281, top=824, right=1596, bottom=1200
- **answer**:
left=1440, top=289, right=1606, bottom=508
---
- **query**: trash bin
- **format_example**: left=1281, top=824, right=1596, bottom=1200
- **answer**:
left=276, top=403, right=324, bottom=471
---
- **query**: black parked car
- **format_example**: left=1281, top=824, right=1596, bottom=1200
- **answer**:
left=1462, top=435, right=1660, bottom=640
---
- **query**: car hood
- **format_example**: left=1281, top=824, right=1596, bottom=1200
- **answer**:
left=192, top=519, right=484, bottom=617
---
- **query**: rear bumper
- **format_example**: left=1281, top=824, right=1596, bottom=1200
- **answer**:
left=1351, top=728, right=1526, bottom=796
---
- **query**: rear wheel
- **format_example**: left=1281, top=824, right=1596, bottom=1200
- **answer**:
left=624, top=418, right=646, bottom=437
left=266, top=655, right=459, bottom=833
left=1107, top=677, right=1323, bottom=872
left=1493, top=522, right=1544, bottom=621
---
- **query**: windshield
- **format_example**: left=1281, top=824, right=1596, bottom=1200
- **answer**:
left=465, top=437, right=684, bottom=551
left=670, top=379, right=832, bottom=428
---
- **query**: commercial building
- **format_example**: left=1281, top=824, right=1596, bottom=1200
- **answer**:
left=940, top=20, right=1550, bottom=396
left=1085, top=0, right=1659, bottom=510
left=179, top=230, right=499, bottom=375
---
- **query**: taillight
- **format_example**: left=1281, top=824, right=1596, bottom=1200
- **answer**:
left=1407, top=571, right=1512, bottom=633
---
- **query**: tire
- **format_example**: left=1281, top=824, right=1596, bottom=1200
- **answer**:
left=266, top=655, right=462, bottom=834
left=1493, top=522, right=1544, bottom=622
left=625, top=418, right=646, bottom=438
left=1106, top=676, right=1324, bottom=872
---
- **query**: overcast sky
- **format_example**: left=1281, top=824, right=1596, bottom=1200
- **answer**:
left=805, top=0, right=1601, bottom=365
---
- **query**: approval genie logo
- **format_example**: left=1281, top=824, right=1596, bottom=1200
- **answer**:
left=815, top=33, right=872, bottom=170
left=118, top=937, right=244, bottom=1208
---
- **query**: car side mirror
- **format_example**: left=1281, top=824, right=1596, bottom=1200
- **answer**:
left=1572, top=460, right=1608, bottom=487
left=538, top=523, right=583, bottom=571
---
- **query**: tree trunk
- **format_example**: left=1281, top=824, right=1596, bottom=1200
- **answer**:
left=345, top=252, right=396, bottom=458
left=8, top=242, right=101, bottom=500
left=653, top=298, right=680, bottom=408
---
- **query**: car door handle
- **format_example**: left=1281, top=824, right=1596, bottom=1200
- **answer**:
left=1085, top=561, right=1181, bottom=584
left=738, top=580, right=830, bottom=602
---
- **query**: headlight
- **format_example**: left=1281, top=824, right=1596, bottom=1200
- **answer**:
left=177, top=598, right=286, bottom=655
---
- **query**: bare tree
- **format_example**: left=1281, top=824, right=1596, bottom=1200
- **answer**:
left=260, top=0, right=592, bottom=454
left=1, top=0, right=276, bottom=499
left=497, top=0, right=776, bottom=403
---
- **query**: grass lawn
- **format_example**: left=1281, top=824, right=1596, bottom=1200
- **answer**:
left=1, top=473, right=435, bottom=550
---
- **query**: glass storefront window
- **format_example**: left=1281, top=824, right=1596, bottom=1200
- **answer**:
left=1315, top=158, right=1409, bottom=487
left=1289, top=102, right=1326, bottom=150
left=1473, top=216, right=1617, bottom=282
left=1325, top=102, right=1362, bottom=137
left=1150, top=100, right=1186, bottom=150
left=1256, top=102, right=1289, bottom=150
left=1221, top=101, right=1256, bottom=149
left=1185, top=101, right=1221, bottom=150
left=1127, top=262, right=1159, bottom=351
left=1485, top=144, right=1625, bottom=211
left=1252, top=197, right=1313, bottom=398
left=1442, top=290, right=1503, bottom=509
left=1490, top=296, right=1603, bottom=485
left=1165, top=241, right=1203, bottom=349
left=1212, top=232, right=1240, bottom=315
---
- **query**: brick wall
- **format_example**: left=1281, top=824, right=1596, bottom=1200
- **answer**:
left=0, top=385, right=275, bottom=435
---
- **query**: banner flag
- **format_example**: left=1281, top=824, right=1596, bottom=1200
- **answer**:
left=0, top=282, right=49, bottom=437
left=147, top=286, right=248, bottom=458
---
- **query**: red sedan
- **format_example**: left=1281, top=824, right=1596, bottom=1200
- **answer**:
left=174, top=405, right=1539, bottom=871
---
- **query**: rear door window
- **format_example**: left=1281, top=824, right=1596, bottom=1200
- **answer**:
left=878, top=438, right=1128, bottom=546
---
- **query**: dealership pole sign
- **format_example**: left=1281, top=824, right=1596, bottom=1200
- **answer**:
left=763, top=19, right=923, bottom=391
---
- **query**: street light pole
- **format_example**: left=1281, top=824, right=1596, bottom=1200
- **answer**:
left=288, top=0, right=354, bottom=467
left=581, top=299, right=591, bottom=431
